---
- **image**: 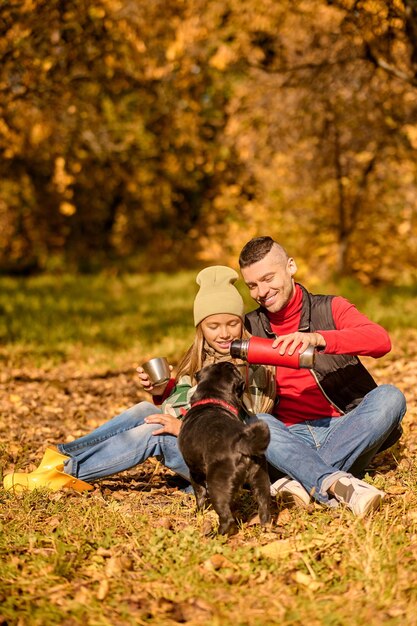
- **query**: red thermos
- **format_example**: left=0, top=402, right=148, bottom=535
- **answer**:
left=230, top=336, right=315, bottom=369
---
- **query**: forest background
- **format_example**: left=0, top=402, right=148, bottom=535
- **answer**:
left=1, top=0, right=417, bottom=285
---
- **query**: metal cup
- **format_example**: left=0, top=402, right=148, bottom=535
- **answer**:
left=141, top=357, right=171, bottom=387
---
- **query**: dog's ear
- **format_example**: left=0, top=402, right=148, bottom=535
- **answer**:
left=195, top=366, right=212, bottom=383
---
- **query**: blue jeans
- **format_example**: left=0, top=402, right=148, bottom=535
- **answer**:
left=258, top=384, right=406, bottom=504
left=57, top=401, right=193, bottom=492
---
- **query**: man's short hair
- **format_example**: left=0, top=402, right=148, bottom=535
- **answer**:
left=239, top=236, right=287, bottom=268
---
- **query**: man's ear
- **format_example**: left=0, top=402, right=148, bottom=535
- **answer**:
left=287, top=257, right=297, bottom=277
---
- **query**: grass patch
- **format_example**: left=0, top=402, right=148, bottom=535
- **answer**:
left=0, top=271, right=199, bottom=372
left=1, top=271, right=417, bottom=624
left=2, top=486, right=417, bottom=625
left=1, top=271, right=417, bottom=371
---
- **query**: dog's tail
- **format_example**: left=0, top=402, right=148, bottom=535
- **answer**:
left=237, top=421, right=270, bottom=456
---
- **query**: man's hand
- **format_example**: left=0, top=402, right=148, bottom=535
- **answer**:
left=144, top=413, right=182, bottom=436
left=272, top=332, right=326, bottom=355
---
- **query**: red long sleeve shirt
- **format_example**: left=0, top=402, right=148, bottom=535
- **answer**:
left=269, top=284, right=391, bottom=426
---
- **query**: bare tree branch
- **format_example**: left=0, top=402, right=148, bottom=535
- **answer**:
left=365, top=42, right=417, bottom=87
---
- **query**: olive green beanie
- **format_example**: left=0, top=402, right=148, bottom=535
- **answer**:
left=193, top=266, right=245, bottom=326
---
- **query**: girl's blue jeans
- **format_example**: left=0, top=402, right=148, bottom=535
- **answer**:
left=258, top=384, right=406, bottom=504
left=57, top=401, right=193, bottom=492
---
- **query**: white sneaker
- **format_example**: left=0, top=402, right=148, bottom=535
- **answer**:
left=270, top=476, right=311, bottom=508
left=331, top=475, right=385, bottom=516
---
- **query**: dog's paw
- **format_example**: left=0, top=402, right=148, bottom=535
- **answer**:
left=202, top=519, right=214, bottom=536
left=218, top=521, right=239, bottom=536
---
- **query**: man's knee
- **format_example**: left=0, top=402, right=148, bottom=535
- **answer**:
left=378, top=384, right=407, bottom=421
left=373, top=385, right=406, bottom=453
left=257, top=413, right=287, bottom=433
left=377, top=424, right=403, bottom=453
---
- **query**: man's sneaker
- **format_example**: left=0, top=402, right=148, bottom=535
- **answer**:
left=270, top=476, right=311, bottom=508
left=331, top=475, right=385, bottom=516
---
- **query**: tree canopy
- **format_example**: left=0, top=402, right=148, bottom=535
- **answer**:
left=1, top=0, right=416, bottom=283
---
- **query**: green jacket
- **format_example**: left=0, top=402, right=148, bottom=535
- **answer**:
left=160, top=376, right=195, bottom=418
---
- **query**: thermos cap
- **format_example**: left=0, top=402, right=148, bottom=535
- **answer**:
left=230, top=339, right=248, bottom=359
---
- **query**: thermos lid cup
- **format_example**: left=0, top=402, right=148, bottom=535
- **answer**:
left=141, top=357, right=171, bottom=386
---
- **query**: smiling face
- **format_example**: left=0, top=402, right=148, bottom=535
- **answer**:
left=241, top=246, right=297, bottom=313
left=200, top=313, right=243, bottom=355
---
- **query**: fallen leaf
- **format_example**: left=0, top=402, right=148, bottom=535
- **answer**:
left=154, top=597, right=214, bottom=622
left=105, top=555, right=134, bottom=577
left=155, top=516, right=173, bottom=529
left=46, top=516, right=61, bottom=530
left=385, top=607, right=406, bottom=617
left=96, top=547, right=113, bottom=557
left=292, top=570, right=323, bottom=591
left=247, top=513, right=261, bottom=526
left=202, top=519, right=213, bottom=536
left=74, top=586, right=90, bottom=604
left=97, top=579, right=109, bottom=600
left=385, top=485, right=406, bottom=495
left=276, top=508, right=292, bottom=525
left=203, top=554, right=237, bottom=571
left=258, top=539, right=295, bottom=559
left=43, top=405, right=64, bottom=413
left=9, top=394, right=22, bottom=404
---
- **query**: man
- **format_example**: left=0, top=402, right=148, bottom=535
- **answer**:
left=239, top=236, right=406, bottom=516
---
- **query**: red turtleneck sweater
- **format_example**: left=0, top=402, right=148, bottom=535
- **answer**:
left=268, top=284, right=391, bottom=425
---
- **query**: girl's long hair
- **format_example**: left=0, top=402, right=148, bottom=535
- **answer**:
left=175, top=325, right=206, bottom=383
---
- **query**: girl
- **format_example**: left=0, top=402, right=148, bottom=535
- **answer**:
left=4, top=266, right=274, bottom=493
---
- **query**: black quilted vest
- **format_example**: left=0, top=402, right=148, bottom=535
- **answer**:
left=244, top=283, right=378, bottom=414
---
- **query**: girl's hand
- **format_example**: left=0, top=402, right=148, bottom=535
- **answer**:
left=136, top=365, right=173, bottom=396
left=271, top=332, right=326, bottom=355
left=144, top=413, right=182, bottom=436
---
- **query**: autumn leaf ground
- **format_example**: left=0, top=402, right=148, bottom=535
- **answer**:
left=1, top=273, right=417, bottom=626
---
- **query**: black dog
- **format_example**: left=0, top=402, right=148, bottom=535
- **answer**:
left=178, top=362, right=271, bottom=535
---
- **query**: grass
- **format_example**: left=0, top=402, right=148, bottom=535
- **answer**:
left=0, top=271, right=199, bottom=371
left=1, top=271, right=417, bottom=625
left=1, top=271, right=416, bottom=370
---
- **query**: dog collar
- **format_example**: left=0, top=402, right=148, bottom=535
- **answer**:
left=190, top=398, right=239, bottom=416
